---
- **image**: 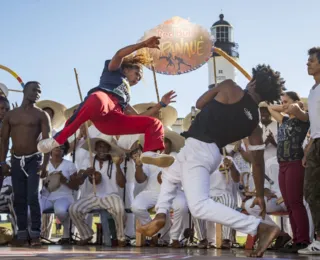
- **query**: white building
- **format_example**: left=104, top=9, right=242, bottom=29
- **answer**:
left=208, top=14, right=239, bottom=87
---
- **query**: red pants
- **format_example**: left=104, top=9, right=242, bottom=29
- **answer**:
left=55, top=91, right=165, bottom=152
left=279, top=160, right=310, bottom=244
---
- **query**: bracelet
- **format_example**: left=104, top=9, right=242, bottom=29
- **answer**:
left=159, top=101, right=167, bottom=108
left=0, top=161, right=6, bottom=165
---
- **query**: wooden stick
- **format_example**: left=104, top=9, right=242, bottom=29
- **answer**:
left=74, top=68, right=96, bottom=196
left=8, top=89, right=23, bottom=93
left=222, top=147, right=229, bottom=183
left=151, top=64, right=160, bottom=103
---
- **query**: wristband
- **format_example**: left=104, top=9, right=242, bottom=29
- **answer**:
left=159, top=101, right=167, bottom=108
left=0, top=161, right=6, bottom=165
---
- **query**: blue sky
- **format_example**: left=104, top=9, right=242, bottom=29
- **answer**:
left=1, top=0, right=319, bottom=117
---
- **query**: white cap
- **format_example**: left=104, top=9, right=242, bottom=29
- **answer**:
left=0, top=83, right=9, bottom=97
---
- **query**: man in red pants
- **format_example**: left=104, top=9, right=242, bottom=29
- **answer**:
left=37, top=36, right=176, bottom=168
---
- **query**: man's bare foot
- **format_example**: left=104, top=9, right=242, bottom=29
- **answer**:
left=248, top=223, right=280, bottom=258
left=136, top=213, right=167, bottom=237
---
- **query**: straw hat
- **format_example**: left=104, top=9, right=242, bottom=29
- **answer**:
left=164, top=129, right=185, bottom=152
left=64, top=104, right=79, bottom=120
left=36, top=100, right=67, bottom=129
left=64, top=103, right=93, bottom=127
left=82, top=134, right=125, bottom=156
left=138, top=128, right=185, bottom=153
left=133, top=102, right=178, bottom=127
left=0, top=83, right=9, bottom=98
left=182, top=109, right=201, bottom=131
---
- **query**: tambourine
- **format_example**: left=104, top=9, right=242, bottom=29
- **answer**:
left=43, top=171, right=61, bottom=192
left=88, top=171, right=102, bottom=185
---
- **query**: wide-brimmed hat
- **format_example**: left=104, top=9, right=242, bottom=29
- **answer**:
left=64, top=104, right=79, bottom=120
left=82, top=134, right=125, bottom=156
left=164, top=129, right=185, bottom=152
left=36, top=100, right=67, bottom=129
left=0, top=83, right=9, bottom=98
left=133, top=102, right=178, bottom=127
left=138, top=128, right=185, bottom=153
left=182, top=110, right=201, bottom=131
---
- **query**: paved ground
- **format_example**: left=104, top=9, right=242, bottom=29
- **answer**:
left=0, top=246, right=319, bottom=259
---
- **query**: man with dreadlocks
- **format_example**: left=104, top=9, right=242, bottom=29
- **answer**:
left=37, top=36, right=176, bottom=168
left=137, top=65, right=286, bottom=257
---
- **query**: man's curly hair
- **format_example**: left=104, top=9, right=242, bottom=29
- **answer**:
left=252, top=64, right=286, bottom=103
left=121, top=54, right=153, bottom=70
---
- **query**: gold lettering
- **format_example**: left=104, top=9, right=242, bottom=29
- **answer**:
left=197, top=36, right=204, bottom=56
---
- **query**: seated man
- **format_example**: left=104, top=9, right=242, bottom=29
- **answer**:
left=69, top=136, right=126, bottom=246
left=131, top=132, right=188, bottom=246
left=40, top=142, right=79, bottom=244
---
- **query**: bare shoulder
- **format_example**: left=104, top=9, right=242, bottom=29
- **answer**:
left=219, top=79, right=242, bottom=92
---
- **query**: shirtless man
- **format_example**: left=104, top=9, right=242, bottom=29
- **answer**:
left=138, top=65, right=285, bottom=257
left=0, top=81, right=51, bottom=246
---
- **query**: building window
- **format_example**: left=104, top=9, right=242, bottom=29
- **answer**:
left=218, top=70, right=223, bottom=74
left=216, top=26, right=229, bottom=42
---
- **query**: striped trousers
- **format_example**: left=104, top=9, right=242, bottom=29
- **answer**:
left=194, top=193, right=236, bottom=241
left=69, top=194, right=125, bottom=241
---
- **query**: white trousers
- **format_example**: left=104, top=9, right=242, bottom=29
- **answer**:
left=69, top=194, right=125, bottom=241
left=194, top=193, right=237, bottom=242
left=156, top=138, right=261, bottom=236
left=40, top=196, right=74, bottom=238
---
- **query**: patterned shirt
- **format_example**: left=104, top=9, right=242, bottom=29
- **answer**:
left=277, top=116, right=310, bottom=162
left=87, top=60, right=130, bottom=110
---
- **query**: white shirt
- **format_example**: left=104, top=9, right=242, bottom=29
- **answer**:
left=142, top=163, right=162, bottom=193
left=41, top=159, right=77, bottom=200
left=80, top=158, right=120, bottom=198
left=264, top=156, right=282, bottom=198
left=210, top=156, right=239, bottom=197
left=113, top=134, right=140, bottom=183
left=308, top=84, right=320, bottom=139
left=68, top=125, right=101, bottom=169
left=225, top=143, right=251, bottom=173
left=262, top=121, right=278, bottom=162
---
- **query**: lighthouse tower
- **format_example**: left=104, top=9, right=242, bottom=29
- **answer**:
left=208, top=14, right=239, bottom=87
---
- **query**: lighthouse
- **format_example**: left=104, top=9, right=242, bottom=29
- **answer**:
left=208, top=14, right=239, bottom=87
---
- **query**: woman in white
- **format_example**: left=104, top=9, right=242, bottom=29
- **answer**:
left=40, top=142, right=78, bottom=243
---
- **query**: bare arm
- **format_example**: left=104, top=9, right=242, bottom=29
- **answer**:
left=108, top=42, right=146, bottom=71
left=229, top=164, right=240, bottom=183
left=108, top=36, right=160, bottom=71
left=115, top=163, right=126, bottom=188
left=40, top=112, right=52, bottom=173
left=135, top=164, right=147, bottom=183
left=248, top=125, right=265, bottom=197
left=0, top=114, right=10, bottom=163
left=196, top=81, right=228, bottom=109
left=289, top=104, right=309, bottom=122
left=267, top=105, right=284, bottom=123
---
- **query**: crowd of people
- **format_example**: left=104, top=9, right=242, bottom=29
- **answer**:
left=0, top=36, right=319, bottom=257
